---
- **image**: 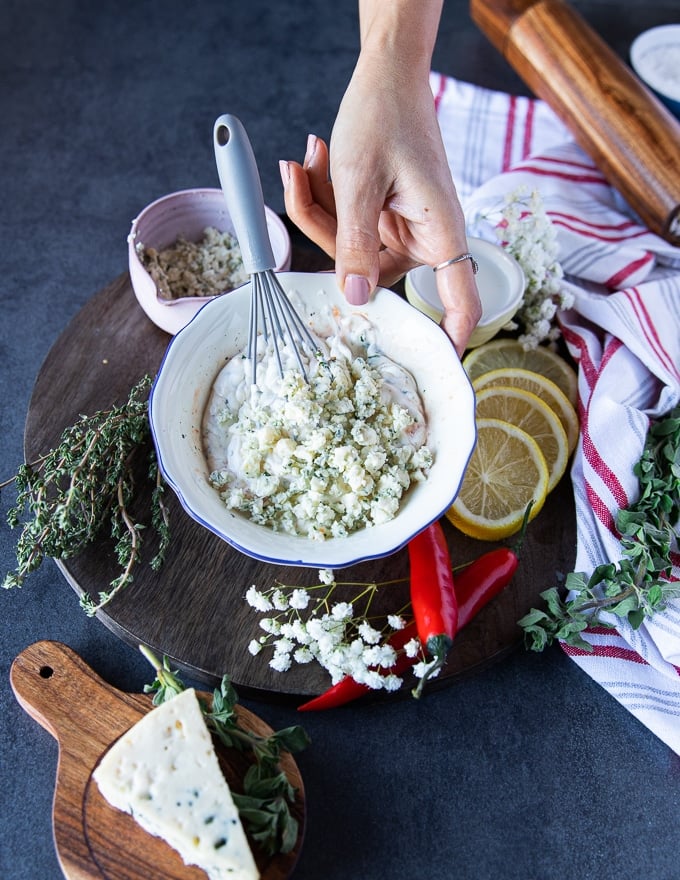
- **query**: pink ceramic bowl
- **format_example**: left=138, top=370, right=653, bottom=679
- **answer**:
left=128, top=188, right=291, bottom=335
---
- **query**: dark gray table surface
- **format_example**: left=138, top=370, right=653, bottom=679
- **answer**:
left=2, top=2, right=679, bottom=879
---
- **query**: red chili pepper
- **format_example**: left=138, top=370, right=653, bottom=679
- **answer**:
left=454, top=547, right=519, bottom=624
left=408, top=520, right=458, bottom=698
left=297, top=619, right=419, bottom=712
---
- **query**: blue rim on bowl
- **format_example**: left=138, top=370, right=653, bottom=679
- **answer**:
left=149, top=271, right=477, bottom=568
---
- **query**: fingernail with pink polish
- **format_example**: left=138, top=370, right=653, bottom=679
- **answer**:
left=279, top=160, right=290, bottom=188
left=345, top=274, right=370, bottom=306
left=304, top=133, right=318, bottom=166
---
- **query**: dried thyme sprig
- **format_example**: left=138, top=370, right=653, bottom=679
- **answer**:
left=140, top=646, right=310, bottom=856
left=519, top=405, right=680, bottom=650
left=1, top=376, right=170, bottom=614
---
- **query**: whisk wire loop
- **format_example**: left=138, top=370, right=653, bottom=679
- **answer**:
left=247, top=270, right=319, bottom=384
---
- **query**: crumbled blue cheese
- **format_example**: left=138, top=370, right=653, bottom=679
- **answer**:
left=93, top=688, right=259, bottom=880
left=203, top=304, right=433, bottom=540
left=138, top=226, right=247, bottom=300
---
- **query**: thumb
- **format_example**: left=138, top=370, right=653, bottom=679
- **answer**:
left=332, top=187, right=383, bottom=307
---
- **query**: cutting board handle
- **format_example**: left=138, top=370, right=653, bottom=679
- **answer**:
left=470, top=0, right=680, bottom=243
left=10, top=641, right=153, bottom=880
left=10, top=640, right=144, bottom=748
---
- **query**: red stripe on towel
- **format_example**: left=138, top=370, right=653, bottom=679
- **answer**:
left=550, top=216, right=650, bottom=243
left=562, top=641, right=649, bottom=665
left=584, top=480, right=618, bottom=535
left=522, top=99, right=535, bottom=159
left=508, top=164, right=608, bottom=185
left=622, top=287, right=680, bottom=381
left=502, top=95, right=517, bottom=171
left=605, top=253, right=655, bottom=289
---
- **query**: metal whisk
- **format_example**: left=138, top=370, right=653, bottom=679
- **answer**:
left=213, top=114, right=318, bottom=385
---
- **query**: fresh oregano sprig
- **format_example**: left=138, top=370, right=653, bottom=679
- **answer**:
left=1, top=376, right=170, bottom=614
left=140, top=646, right=310, bottom=856
left=519, top=404, right=680, bottom=651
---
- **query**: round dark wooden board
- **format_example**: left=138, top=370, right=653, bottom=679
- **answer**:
left=23, top=243, right=576, bottom=701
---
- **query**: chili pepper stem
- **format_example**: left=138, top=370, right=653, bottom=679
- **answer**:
left=411, top=634, right=452, bottom=700
left=511, top=501, right=534, bottom=557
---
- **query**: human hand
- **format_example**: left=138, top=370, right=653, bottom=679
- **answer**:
left=279, top=54, right=481, bottom=356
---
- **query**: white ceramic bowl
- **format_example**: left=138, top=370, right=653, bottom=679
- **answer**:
left=405, top=237, right=525, bottom=349
left=149, top=271, right=476, bottom=568
left=630, top=24, right=680, bottom=119
left=128, top=188, right=292, bottom=335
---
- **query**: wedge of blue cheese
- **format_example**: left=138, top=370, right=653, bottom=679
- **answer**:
left=93, top=687, right=260, bottom=880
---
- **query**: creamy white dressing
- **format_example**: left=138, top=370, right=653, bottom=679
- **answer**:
left=202, top=299, right=432, bottom=540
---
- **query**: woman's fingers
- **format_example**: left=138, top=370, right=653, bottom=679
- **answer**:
left=303, top=135, right=336, bottom=217
left=435, top=261, right=483, bottom=357
left=330, top=157, right=384, bottom=304
left=280, top=159, right=338, bottom=257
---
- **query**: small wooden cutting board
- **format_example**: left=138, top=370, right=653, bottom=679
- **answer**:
left=10, top=641, right=305, bottom=880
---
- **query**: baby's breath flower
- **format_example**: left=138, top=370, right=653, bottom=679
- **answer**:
left=272, top=589, right=289, bottom=611
left=280, top=622, right=297, bottom=639
left=306, top=617, right=327, bottom=641
left=381, top=674, right=403, bottom=692
left=387, top=614, right=406, bottom=630
left=473, top=187, right=571, bottom=348
left=375, top=644, right=397, bottom=667
left=290, top=588, right=310, bottom=610
left=269, top=652, right=292, bottom=673
left=362, top=644, right=397, bottom=668
left=331, top=602, right=353, bottom=621
left=358, top=621, right=382, bottom=644
left=273, top=637, right=294, bottom=656
left=318, top=568, right=335, bottom=585
left=248, top=639, right=262, bottom=656
left=293, top=646, right=314, bottom=663
left=259, top=617, right=281, bottom=635
left=404, top=637, right=421, bottom=658
left=362, top=670, right=386, bottom=690
left=246, top=584, right=273, bottom=612
left=413, top=659, right=442, bottom=681
left=316, top=631, right=342, bottom=657
left=348, top=656, right=369, bottom=681
left=361, top=645, right=383, bottom=666
left=348, top=637, right=365, bottom=657
left=291, top=618, right=311, bottom=643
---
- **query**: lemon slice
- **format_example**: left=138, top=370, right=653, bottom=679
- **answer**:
left=475, top=385, right=569, bottom=492
left=463, top=339, right=578, bottom=406
left=472, top=367, right=579, bottom=455
left=446, top=417, right=550, bottom=540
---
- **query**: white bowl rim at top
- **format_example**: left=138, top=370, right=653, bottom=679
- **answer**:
left=630, top=24, right=680, bottom=102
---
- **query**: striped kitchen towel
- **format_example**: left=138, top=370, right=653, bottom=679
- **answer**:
left=431, top=72, right=680, bottom=754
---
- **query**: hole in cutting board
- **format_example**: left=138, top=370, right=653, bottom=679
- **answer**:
left=39, top=665, right=54, bottom=679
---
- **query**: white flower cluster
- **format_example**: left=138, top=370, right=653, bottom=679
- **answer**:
left=494, top=188, right=574, bottom=349
left=245, top=571, right=428, bottom=692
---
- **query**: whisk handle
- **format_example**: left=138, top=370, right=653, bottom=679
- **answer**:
left=213, top=114, right=275, bottom=274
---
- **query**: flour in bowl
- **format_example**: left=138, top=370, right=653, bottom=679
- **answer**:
left=202, top=304, right=432, bottom=540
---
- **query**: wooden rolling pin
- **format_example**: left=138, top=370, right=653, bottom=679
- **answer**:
left=470, top=0, right=680, bottom=244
